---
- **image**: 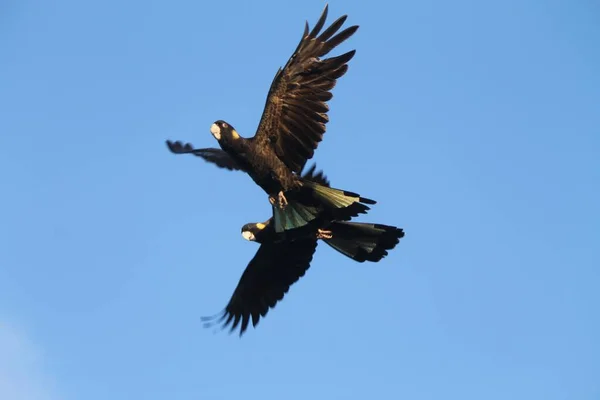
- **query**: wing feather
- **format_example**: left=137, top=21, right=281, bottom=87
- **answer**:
left=202, top=238, right=318, bottom=337
left=165, top=140, right=244, bottom=171
left=253, top=5, right=359, bottom=173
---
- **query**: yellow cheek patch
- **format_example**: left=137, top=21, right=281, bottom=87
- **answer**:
left=231, top=129, right=240, bottom=140
left=256, top=222, right=266, bottom=230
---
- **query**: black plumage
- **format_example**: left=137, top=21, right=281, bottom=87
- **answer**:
left=202, top=165, right=405, bottom=337
left=166, top=5, right=371, bottom=232
left=246, top=165, right=405, bottom=263
left=165, top=140, right=241, bottom=171
left=202, top=228, right=318, bottom=337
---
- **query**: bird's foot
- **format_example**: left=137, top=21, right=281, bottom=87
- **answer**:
left=269, top=195, right=277, bottom=206
left=316, top=229, right=333, bottom=240
left=277, top=191, right=288, bottom=209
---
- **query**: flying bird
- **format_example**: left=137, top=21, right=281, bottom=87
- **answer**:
left=166, top=5, right=371, bottom=232
left=202, top=165, right=405, bottom=336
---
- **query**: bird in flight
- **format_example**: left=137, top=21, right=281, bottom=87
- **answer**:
left=165, top=5, right=406, bottom=336
left=202, top=165, right=405, bottom=336
left=166, top=4, right=372, bottom=232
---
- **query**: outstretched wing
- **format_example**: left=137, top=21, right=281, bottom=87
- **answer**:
left=202, top=238, right=318, bottom=336
left=253, top=5, right=358, bottom=173
left=165, top=140, right=244, bottom=171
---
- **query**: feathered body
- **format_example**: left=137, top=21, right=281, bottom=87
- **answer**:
left=209, top=121, right=301, bottom=196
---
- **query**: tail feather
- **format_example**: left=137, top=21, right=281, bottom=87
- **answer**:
left=272, top=180, right=376, bottom=233
left=302, top=179, right=376, bottom=221
left=323, top=221, right=405, bottom=263
left=272, top=201, right=320, bottom=232
left=311, top=183, right=377, bottom=207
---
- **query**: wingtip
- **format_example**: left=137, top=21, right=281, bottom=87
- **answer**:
left=165, top=139, right=178, bottom=153
left=309, top=3, right=329, bottom=37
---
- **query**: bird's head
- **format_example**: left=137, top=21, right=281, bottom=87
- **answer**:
left=210, top=120, right=240, bottom=142
left=241, top=222, right=269, bottom=243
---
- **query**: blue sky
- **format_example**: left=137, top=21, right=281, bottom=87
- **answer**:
left=1, top=0, right=599, bottom=399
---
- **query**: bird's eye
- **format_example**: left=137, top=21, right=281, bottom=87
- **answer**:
left=223, top=122, right=228, bottom=128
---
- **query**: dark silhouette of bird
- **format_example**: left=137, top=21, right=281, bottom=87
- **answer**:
left=202, top=165, right=405, bottom=337
left=166, top=5, right=372, bottom=232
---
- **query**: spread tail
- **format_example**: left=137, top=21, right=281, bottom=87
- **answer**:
left=273, top=180, right=376, bottom=233
left=272, top=200, right=322, bottom=233
left=302, top=179, right=376, bottom=220
left=323, top=221, right=405, bottom=263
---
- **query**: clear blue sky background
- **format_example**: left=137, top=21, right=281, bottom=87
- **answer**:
left=1, top=0, right=599, bottom=399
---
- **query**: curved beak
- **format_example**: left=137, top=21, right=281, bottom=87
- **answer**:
left=210, top=123, right=221, bottom=140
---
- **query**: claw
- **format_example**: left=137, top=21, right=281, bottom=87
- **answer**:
left=269, top=195, right=276, bottom=206
left=277, top=191, right=288, bottom=209
left=317, top=229, right=333, bottom=240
